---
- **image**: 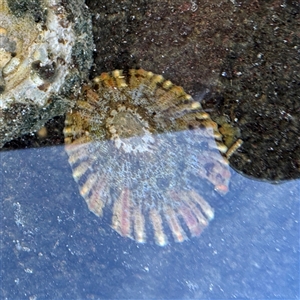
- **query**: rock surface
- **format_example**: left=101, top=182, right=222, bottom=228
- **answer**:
left=87, top=0, right=300, bottom=181
left=0, top=0, right=94, bottom=147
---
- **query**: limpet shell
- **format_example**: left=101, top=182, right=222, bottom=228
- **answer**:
left=64, top=69, right=238, bottom=246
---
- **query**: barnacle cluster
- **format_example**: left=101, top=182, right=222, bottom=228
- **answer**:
left=64, top=69, right=239, bottom=246
left=0, top=0, right=93, bottom=146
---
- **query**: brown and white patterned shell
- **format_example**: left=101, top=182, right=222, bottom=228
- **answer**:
left=64, top=69, right=241, bottom=246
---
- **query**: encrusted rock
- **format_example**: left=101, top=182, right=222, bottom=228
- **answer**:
left=0, top=0, right=94, bottom=147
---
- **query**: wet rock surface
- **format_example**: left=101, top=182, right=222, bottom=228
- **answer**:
left=1, top=144, right=299, bottom=299
left=0, top=0, right=94, bottom=147
left=87, top=0, right=300, bottom=181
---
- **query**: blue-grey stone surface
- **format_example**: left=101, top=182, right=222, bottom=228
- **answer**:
left=1, top=146, right=299, bottom=299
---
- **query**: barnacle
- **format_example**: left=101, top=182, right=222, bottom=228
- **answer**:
left=0, top=0, right=94, bottom=146
left=0, top=0, right=74, bottom=107
left=64, top=69, right=241, bottom=246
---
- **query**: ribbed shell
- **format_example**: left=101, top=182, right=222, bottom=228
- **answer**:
left=64, top=69, right=234, bottom=246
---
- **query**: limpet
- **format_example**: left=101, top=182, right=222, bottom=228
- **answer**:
left=64, top=69, right=242, bottom=246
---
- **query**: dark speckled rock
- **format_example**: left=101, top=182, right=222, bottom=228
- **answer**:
left=87, top=0, right=300, bottom=181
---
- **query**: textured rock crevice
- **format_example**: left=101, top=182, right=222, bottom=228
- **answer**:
left=0, top=0, right=94, bottom=147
